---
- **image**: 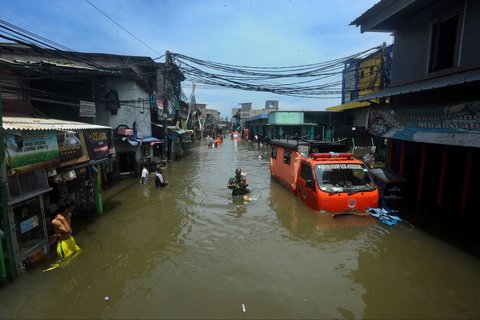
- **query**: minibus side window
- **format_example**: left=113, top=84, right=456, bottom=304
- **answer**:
left=300, top=162, right=313, bottom=181
left=300, top=162, right=315, bottom=188
left=271, top=146, right=277, bottom=159
left=283, top=150, right=291, bottom=165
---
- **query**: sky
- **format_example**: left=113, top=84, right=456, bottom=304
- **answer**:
left=2, top=0, right=392, bottom=118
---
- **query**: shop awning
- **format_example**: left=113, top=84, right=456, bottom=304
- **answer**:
left=126, top=138, right=140, bottom=146
left=172, top=129, right=193, bottom=135
left=141, top=136, right=161, bottom=143
left=2, top=116, right=112, bottom=131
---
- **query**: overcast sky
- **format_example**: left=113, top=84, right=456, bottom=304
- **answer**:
left=3, top=0, right=392, bottom=118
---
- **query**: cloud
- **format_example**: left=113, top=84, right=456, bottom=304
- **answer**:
left=2, top=0, right=391, bottom=115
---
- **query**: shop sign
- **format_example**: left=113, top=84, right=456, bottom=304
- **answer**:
left=20, top=215, right=39, bottom=234
left=368, top=101, right=480, bottom=147
left=83, top=129, right=110, bottom=160
left=5, top=130, right=60, bottom=176
left=57, top=130, right=90, bottom=164
left=79, top=100, right=96, bottom=118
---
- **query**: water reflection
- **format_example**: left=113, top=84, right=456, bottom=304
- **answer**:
left=1, top=139, right=480, bottom=319
left=269, top=180, right=376, bottom=245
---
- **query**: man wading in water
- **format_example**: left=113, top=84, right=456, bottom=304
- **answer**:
left=44, top=202, right=81, bottom=271
left=227, top=168, right=251, bottom=196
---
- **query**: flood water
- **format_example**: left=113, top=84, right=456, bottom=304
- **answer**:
left=1, top=138, right=480, bottom=319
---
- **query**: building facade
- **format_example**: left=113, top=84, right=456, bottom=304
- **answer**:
left=351, top=0, right=480, bottom=238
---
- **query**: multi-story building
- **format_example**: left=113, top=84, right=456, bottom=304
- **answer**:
left=328, top=44, right=393, bottom=128
left=265, top=100, right=279, bottom=110
left=351, top=0, right=480, bottom=237
left=0, top=42, right=187, bottom=279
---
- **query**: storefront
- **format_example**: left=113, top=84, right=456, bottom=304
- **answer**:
left=167, top=128, right=193, bottom=161
left=47, top=127, right=113, bottom=219
left=114, top=124, right=162, bottom=174
left=115, top=125, right=139, bottom=176
left=7, top=169, right=52, bottom=272
left=0, top=117, right=113, bottom=277
left=139, top=136, right=162, bottom=171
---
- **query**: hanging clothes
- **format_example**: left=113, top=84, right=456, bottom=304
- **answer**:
left=105, top=90, right=120, bottom=115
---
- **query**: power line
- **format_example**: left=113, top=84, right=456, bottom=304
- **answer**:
left=85, top=0, right=162, bottom=57
left=0, top=20, right=120, bottom=71
left=170, top=46, right=383, bottom=98
left=0, top=19, right=74, bottom=51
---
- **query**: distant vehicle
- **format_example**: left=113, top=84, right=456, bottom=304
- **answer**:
left=231, top=131, right=241, bottom=141
left=269, top=138, right=379, bottom=214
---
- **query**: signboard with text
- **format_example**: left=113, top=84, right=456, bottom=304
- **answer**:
left=57, top=130, right=90, bottom=166
left=5, top=130, right=60, bottom=176
left=83, top=129, right=110, bottom=160
left=368, top=101, right=480, bottom=147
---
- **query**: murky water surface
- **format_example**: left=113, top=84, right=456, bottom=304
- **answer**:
left=1, top=139, right=480, bottom=319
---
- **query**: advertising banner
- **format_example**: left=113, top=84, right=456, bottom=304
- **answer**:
left=83, top=129, right=110, bottom=160
left=368, top=101, right=480, bottom=147
left=5, top=130, right=60, bottom=176
left=57, top=130, right=90, bottom=166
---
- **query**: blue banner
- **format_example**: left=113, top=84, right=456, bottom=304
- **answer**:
left=368, top=101, right=480, bottom=147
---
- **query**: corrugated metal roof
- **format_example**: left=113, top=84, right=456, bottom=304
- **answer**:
left=2, top=117, right=111, bottom=131
left=0, top=57, right=102, bottom=72
left=358, top=69, right=480, bottom=101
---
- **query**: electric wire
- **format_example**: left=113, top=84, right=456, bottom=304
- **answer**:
left=0, top=18, right=384, bottom=100
left=0, top=19, right=74, bottom=52
left=169, top=46, right=383, bottom=98
left=84, top=0, right=162, bottom=57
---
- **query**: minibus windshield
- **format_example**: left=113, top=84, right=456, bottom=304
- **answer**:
left=314, top=163, right=376, bottom=193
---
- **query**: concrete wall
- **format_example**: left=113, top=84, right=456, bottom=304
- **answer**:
left=268, top=112, right=304, bottom=125
left=351, top=108, right=369, bottom=127
left=104, top=78, right=152, bottom=138
left=391, top=0, right=479, bottom=85
left=460, top=1, right=480, bottom=68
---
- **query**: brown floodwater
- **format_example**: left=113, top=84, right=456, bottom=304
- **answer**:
left=0, top=138, right=479, bottom=319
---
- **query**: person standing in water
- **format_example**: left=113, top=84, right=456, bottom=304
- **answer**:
left=51, top=202, right=81, bottom=260
left=155, top=168, right=168, bottom=188
left=140, top=165, right=149, bottom=184
left=227, top=168, right=250, bottom=196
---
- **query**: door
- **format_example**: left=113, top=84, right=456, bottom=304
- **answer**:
left=296, top=162, right=318, bottom=210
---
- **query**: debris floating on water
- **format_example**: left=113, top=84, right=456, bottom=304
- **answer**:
left=242, top=304, right=246, bottom=312
left=104, top=296, right=110, bottom=301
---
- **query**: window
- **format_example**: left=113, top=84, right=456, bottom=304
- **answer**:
left=271, top=146, right=277, bottom=159
left=13, top=197, right=45, bottom=254
left=300, top=162, right=313, bottom=181
left=314, top=163, right=376, bottom=192
left=429, top=13, right=459, bottom=73
left=8, top=169, right=50, bottom=202
left=283, top=150, right=291, bottom=165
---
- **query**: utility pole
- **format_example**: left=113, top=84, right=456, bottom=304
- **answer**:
left=0, top=85, right=17, bottom=281
left=163, top=51, right=171, bottom=163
